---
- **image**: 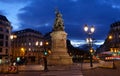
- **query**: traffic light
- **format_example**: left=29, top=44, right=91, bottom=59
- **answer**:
left=44, top=51, right=48, bottom=56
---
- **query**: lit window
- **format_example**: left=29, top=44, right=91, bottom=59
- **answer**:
left=36, top=41, right=38, bottom=46
left=29, top=42, right=31, bottom=45
left=40, top=41, right=43, bottom=46
left=119, top=35, right=120, bottom=38
left=108, top=35, right=112, bottom=39
left=0, top=59, right=2, bottom=64
left=29, top=48, right=31, bottom=51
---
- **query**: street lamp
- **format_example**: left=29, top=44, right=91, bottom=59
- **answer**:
left=110, top=48, right=117, bottom=69
left=20, top=47, right=25, bottom=56
left=36, top=40, right=50, bottom=71
left=43, top=41, right=49, bottom=72
left=10, top=34, right=17, bottom=63
left=84, top=24, right=95, bottom=67
left=35, top=41, right=43, bottom=64
left=109, top=35, right=116, bottom=69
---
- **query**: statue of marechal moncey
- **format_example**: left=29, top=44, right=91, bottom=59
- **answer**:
left=53, top=9, right=64, bottom=31
left=49, top=9, right=73, bottom=65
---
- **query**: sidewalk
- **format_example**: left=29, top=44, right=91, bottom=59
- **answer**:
left=40, top=63, right=83, bottom=76
left=40, top=63, right=100, bottom=76
left=17, top=63, right=83, bottom=76
left=82, top=60, right=120, bottom=76
left=16, top=60, right=117, bottom=76
left=18, top=65, right=44, bottom=71
left=17, top=63, right=99, bottom=76
left=1, top=61, right=119, bottom=76
left=81, top=63, right=99, bottom=70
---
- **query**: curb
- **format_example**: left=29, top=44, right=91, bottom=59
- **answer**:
left=19, top=70, right=43, bottom=72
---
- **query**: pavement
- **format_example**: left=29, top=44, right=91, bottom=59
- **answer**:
left=18, top=65, right=44, bottom=71
left=41, top=63, right=83, bottom=76
left=18, top=63, right=84, bottom=76
left=17, top=62, right=100, bottom=76
left=82, top=60, right=120, bottom=76
left=1, top=60, right=120, bottom=76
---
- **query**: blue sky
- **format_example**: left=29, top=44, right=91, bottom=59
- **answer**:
left=0, top=0, right=120, bottom=47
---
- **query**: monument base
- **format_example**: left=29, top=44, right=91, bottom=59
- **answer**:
left=48, top=31, right=73, bottom=65
left=48, top=52, right=73, bottom=65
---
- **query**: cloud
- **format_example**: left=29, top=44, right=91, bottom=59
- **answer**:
left=71, top=40, right=85, bottom=47
left=70, top=39, right=104, bottom=47
left=0, top=1, right=31, bottom=31
left=0, top=10, right=6, bottom=15
left=17, top=0, right=55, bottom=29
left=0, top=0, right=30, bottom=3
left=14, top=0, right=120, bottom=40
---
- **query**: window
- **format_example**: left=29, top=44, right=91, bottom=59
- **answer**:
left=21, top=43, right=23, bottom=46
left=0, top=41, right=3, bottom=46
left=5, top=41, right=8, bottom=47
left=6, top=35, right=8, bottom=40
left=29, top=38, right=31, bottom=40
left=0, top=34, right=4, bottom=39
left=29, top=42, right=31, bottom=46
left=0, top=48, right=2, bottom=52
left=29, top=48, right=31, bottom=51
left=24, top=43, right=26, bottom=46
left=6, top=29, right=9, bottom=33
left=6, top=49, right=8, bottom=54
left=0, top=27, right=3, bottom=31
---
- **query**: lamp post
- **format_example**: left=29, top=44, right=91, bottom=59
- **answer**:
left=84, top=24, right=95, bottom=67
left=43, top=41, right=49, bottom=72
left=35, top=41, right=42, bottom=64
left=109, top=35, right=116, bottom=69
left=110, top=48, right=117, bottom=69
left=36, top=41, right=49, bottom=71
left=10, top=34, right=17, bottom=63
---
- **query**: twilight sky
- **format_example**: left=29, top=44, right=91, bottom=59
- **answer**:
left=0, top=0, right=120, bottom=47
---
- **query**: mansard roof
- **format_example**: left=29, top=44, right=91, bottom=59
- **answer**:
left=0, top=15, right=9, bottom=22
left=110, top=21, right=120, bottom=28
left=13, top=28, right=42, bottom=35
left=0, top=15, right=11, bottom=26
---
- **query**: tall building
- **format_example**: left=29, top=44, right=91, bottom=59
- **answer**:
left=0, top=15, right=12, bottom=64
left=11, top=28, right=44, bottom=64
left=97, top=21, right=120, bottom=55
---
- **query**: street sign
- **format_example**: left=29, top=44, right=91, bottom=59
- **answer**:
left=8, top=66, right=18, bottom=73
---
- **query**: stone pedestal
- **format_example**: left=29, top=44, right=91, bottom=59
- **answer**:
left=48, top=31, right=72, bottom=65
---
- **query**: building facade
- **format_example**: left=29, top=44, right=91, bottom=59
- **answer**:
left=0, top=15, right=12, bottom=64
left=11, top=28, right=44, bottom=64
left=98, top=21, right=120, bottom=55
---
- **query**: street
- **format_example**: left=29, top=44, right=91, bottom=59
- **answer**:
left=0, top=60, right=120, bottom=76
left=82, top=60, right=120, bottom=76
left=0, top=72, right=41, bottom=76
left=0, top=63, right=83, bottom=76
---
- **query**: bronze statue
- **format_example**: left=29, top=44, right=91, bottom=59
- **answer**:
left=53, top=9, right=64, bottom=31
